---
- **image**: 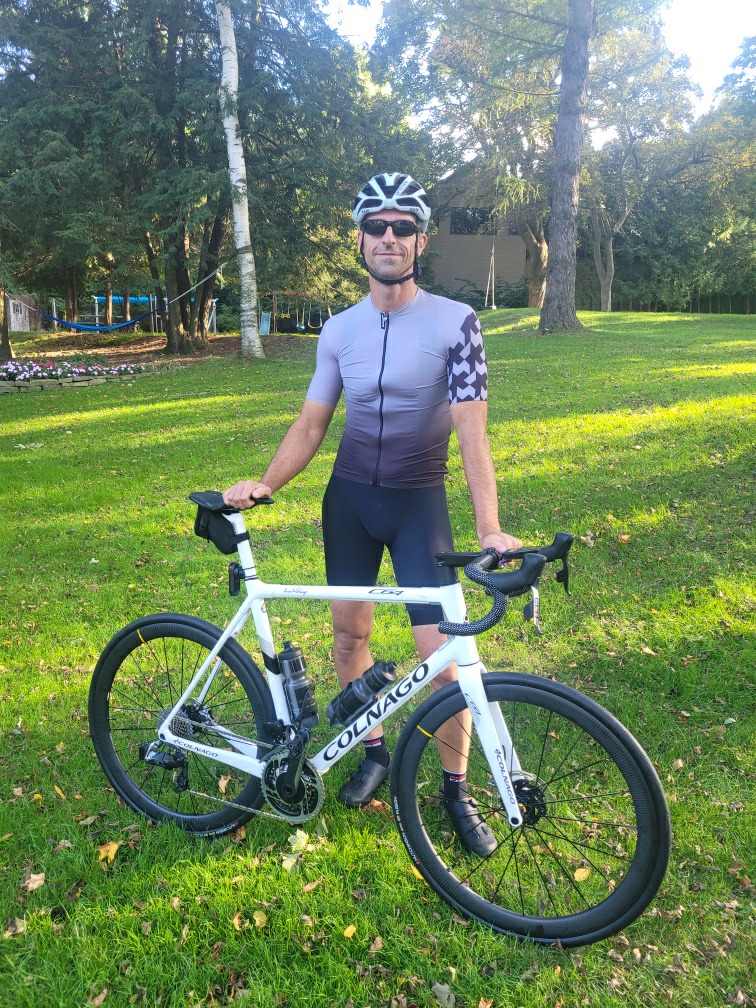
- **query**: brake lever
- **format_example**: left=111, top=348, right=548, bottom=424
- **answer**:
left=556, top=558, right=570, bottom=595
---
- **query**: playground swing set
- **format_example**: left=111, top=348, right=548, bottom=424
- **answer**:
left=259, top=291, right=331, bottom=336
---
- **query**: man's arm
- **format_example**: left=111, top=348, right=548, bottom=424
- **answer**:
left=223, top=398, right=336, bottom=508
left=450, top=401, right=522, bottom=553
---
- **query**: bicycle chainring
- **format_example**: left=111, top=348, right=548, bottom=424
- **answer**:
left=261, top=752, right=324, bottom=823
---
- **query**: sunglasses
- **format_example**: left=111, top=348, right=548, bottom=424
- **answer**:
left=361, top=219, right=421, bottom=237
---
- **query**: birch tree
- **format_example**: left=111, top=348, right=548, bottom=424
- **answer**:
left=216, top=0, right=263, bottom=360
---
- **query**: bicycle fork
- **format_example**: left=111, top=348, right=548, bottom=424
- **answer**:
left=456, top=662, right=524, bottom=828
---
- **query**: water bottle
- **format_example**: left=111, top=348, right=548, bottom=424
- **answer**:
left=278, top=641, right=319, bottom=729
left=326, top=660, right=397, bottom=727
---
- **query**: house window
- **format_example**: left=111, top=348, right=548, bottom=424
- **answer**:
left=449, top=208, right=495, bottom=235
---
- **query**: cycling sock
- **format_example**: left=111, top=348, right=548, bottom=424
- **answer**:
left=443, top=769, right=468, bottom=801
left=363, top=736, right=390, bottom=767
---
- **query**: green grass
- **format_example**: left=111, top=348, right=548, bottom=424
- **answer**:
left=0, top=309, right=753, bottom=1007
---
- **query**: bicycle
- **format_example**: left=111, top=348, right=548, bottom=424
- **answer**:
left=88, top=491, right=671, bottom=947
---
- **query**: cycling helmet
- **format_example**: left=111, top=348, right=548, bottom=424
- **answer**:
left=353, top=172, right=431, bottom=232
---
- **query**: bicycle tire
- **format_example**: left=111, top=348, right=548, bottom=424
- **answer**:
left=89, top=613, right=276, bottom=837
left=391, top=672, right=670, bottom=946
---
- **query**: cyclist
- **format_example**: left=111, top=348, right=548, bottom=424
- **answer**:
left=224, top=172, right=522, bottom=856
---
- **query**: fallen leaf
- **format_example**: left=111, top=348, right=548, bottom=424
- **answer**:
left=54, top=785, right=66, bottom=800
left=218, top=775, right=231, bottom=795
left=431, top=981, right=455, bottom=1007
left=96, top=841, right=120, bottom=865
left=3, top=918, right=26, bottom=938
left=641, top=646, right=656, bottom=656
left=141, top=920, right=151, bottom=935
left=53, top=840, right=73, bottom=852
left=618, top=534, right=631, bottom=543
left=478, top=999, right=494, bottom=1008
left=302, top=878, right=322, bottom=893
left=410, top=865, right=425, bottom=880
left=21, top=871, right=45, bottom=893
left=369, top=935, right=384, bottom=954
left=86, top=987, right=108, bottom=1008
left=253, top=910, right=267, bottom=929
left=343, top=924, right=357, bottom=938
left=175, top=923, right=190, bottom=948
left=671, top=758, right=685, bottom=771
left=574, top=867, right=591, bottom=882
left=12, top=788, right=22, bottom=799
left=232, top=912, right=248, bottom=931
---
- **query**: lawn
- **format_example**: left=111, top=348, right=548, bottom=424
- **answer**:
left=0, top=309, right=753, bottom=1008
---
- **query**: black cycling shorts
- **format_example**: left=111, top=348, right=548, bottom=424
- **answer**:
left=322, top=475, right=457, bottom=627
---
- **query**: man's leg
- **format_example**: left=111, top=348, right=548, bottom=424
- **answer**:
left=332, top=599, right=391, bottom=806
left=412, top=623, right=497, bottom=857
left=411, top=624, right=468, bottom=773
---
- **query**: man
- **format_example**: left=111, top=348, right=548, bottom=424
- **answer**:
left=224, top=172, right=521, bottom=856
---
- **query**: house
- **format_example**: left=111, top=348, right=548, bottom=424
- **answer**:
left=428, top=207, right=527, bottom=303
left=427, top=171, right=528, bottom=304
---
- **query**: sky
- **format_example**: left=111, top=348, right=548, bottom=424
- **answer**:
left=324, top=0, right=753, bottom=116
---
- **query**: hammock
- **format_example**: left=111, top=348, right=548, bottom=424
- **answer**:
left=10, top=259, right=229, bottom=334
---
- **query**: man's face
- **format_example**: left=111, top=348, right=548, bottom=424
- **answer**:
left=359, top=209, right=428, bottom=282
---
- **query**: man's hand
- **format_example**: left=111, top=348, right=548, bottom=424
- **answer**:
left=223, top=480, right=273, bottom=509
left=480, top=531, right=523, bottom=555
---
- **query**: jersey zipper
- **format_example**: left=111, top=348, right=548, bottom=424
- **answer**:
left=372, top=311, right=390, bottom=486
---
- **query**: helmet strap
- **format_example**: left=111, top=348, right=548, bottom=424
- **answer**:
left=359, top=233, right=422, bottom=287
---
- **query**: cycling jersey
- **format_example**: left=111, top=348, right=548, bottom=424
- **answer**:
left=306, top=288, right=487, bottom=488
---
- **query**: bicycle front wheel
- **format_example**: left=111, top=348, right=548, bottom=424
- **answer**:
left=391, top=673, right=670, bottom=946
left=89, top=614, right=276, bottom=836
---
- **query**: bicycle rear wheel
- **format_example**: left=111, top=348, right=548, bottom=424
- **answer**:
left=89, top=614, right=276, bottom=836
left=391, top=673, right=670, bottom=946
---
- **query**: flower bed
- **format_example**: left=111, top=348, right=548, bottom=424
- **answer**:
left=0, top=359, right=146, bottom=382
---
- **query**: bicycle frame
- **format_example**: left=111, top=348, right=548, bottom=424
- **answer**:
left=156, top=514, right=526, bottom=827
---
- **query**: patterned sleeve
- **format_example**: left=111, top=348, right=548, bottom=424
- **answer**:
left=305, top=319, right=343, bottom=405
left=447, top=310, right=488, bottom=403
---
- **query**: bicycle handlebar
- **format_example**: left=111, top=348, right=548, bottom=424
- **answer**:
left=437, top=533, right=573, bottom=637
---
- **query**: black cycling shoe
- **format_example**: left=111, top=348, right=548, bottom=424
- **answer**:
left=443, top=796, right=498, bottom=857
left=338, top=757, right=391, bottom=808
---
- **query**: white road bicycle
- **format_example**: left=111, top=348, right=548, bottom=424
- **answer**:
left=88, top=491, right=671, bottom=947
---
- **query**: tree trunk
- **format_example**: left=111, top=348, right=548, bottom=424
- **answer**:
left=216, top=0, right=264, bottom=360
left=164, top=260, right=190, bottom=354
left=65, top=270, right=78, bottom=323
left=0, top=284, right=14, bottom=360
left=145, top=233, right=169, bottom=339
left=105, top=282, right=113, bottom=325
left=590, top=207, right=614, bottom=311
left=518, top=219, right=548, bottom=308
left=539, top=0, right=594, bottom=332
left=189, top=211, right=226, bottom=348
left=124, top=281, right=131, bottom=322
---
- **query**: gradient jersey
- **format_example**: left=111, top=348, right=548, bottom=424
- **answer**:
left=306, top=288, right=488, bottom=488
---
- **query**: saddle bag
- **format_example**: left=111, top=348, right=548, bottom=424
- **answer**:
left=190, top=490, right=250, bottom=555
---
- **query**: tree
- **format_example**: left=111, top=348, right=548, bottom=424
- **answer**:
left=538, top=0, right=593, bottom=331
left=0, top=0, right=434, bottom=351
left=582, top=22, right=694, bottom=310
left=0, top=278, right=12, bottom=361
left=216, top=0, right=263, bottom=360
